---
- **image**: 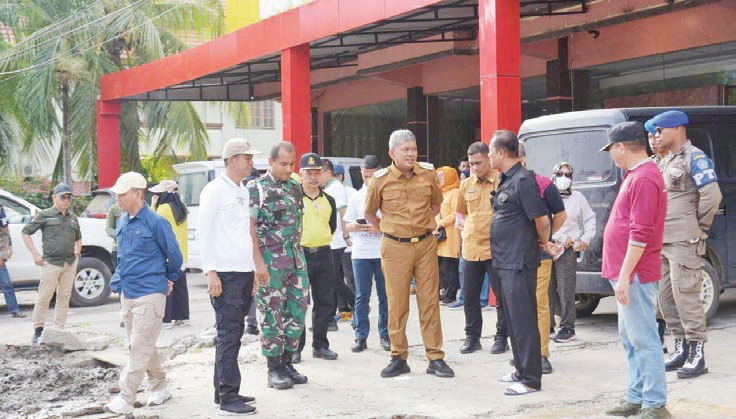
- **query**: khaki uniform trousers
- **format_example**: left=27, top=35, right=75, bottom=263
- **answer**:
left=659, top=241, right=707, bottom=342
left=119, top=293, right=167, bottom=404
left=381, top=236, right=444, bottom=361
left=536, top=259, right=553, bottom=358
left=32, top=261, right=78, bottom=329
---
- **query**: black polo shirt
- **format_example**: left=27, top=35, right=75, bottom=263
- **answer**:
left=490, top=162, right=548, bottom=270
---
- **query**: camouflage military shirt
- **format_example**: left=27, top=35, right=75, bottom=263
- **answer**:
left=247, top=172, right=306, bottom=273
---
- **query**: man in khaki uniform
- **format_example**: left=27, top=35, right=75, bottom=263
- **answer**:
left=22, top=183, right=82, bottom=344
left=365, top=129, right=454, bottom=379
left=455, top=141, right=501, bottom=354
left=650, top=110, right=722, bottom=379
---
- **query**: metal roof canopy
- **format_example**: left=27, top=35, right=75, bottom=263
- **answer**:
left=126, top=0, right=587, bottom=102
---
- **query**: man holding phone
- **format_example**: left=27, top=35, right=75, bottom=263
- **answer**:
left=344, top=155, right=390, bottom=353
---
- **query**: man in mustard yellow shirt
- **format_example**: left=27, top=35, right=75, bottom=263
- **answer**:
left=296, top=153, right=339, bottom=362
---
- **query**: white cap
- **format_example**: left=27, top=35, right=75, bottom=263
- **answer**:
left=223, top=138, right=262, bottom=159
left=110, top=172, right=147, bottom=195
left=149, top=179, right=177, bottom=193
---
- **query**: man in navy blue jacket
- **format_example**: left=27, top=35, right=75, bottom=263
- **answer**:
left=104, top=172, right=183, bottom=416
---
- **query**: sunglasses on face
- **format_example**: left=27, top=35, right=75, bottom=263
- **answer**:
left=554, top=172, right=572, bottom=178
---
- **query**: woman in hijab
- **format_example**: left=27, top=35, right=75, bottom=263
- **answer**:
left=150, top=180, right=190, bottom=327
left=435, top=166, right=462, bottom=305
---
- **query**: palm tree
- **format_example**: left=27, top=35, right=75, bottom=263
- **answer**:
left=0, top=0, right=242, bottom=184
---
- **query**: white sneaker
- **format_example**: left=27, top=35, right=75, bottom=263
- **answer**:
left=148, top=387, right=171, bottom=406
left=104, top=395, right=134, bottom=415
left=161, top=322, right=174, bottom=329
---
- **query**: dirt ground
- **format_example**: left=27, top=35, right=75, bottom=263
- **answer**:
left=2, top=274, right=736, bottom=419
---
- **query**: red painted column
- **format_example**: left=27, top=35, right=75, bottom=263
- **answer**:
left=96, top=100, right=121, bottom=188
left=479, top=0, right=521, bottom=143
left=281, top=43, right=311, bottom=165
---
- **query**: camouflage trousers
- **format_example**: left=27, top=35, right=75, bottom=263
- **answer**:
left=256, top=268, right=309, bottom=358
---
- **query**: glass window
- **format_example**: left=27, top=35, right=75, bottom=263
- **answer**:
left=523, top=129, right=615, bottom=183
left=178, top=172, right=211, bottom=207
left=0, top=196, right=31, bottom=223
left=263, top=101, right=274, bottom=129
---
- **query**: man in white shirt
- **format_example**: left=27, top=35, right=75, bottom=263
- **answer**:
left=198, top=138, right=261, bottom=416
left=322, top=159, right=355, bottom=328
left=344, top=155, right=391, bottom=353
left=550, top=162, right=596, bottom=343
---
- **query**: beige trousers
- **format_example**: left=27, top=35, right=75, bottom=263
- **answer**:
left=659, top=241, right=707, bottom=342
left=536, top=259, right=553, bottom=358
left=32, top=261, right=78, bottom=329
left=119, top=293, right=167, bottom=404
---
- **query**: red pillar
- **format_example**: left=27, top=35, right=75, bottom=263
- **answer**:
left=281, top=44, right=311, bottom=165
left=479, top=0, right=521, bottom=143
left=96, top=100, right=121, bottom=188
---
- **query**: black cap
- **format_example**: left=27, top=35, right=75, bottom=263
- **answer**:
left=362, top=155, right=380, bottom=169
left=52, top=183, right=73, bottom=196
left=600, top=121, right=647, bottom=152
left=300, top=153, right=322, bottom=169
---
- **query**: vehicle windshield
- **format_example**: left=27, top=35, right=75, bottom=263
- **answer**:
left=84, top=194, right=112, bottom=216
left=178, top=172, right=210, bottom=206
left=523, top=129, right=615, bottom=183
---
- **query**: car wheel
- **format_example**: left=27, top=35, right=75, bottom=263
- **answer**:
left=70, top=257, right=112, bottom=307
left=575, top=293, right=602, bottom=318
left=700, top=260, right=720, bottom=322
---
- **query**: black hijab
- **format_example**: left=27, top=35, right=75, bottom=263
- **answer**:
left=156, top=191, right=187, bottom=225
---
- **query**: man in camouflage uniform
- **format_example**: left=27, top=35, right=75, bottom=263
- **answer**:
left=648, top=110, right=722, bottom=379
left=247, top=141, right=309, bottom=390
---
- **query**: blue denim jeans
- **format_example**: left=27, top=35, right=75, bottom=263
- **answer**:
left=352, top=258, right=388, bottom=340
left=610, top=275, right=666, bottom=408
left=0, top=264, right=20, bottom=314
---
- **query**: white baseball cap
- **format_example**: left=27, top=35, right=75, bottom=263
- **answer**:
left=223, top=138, right=262, bottom=159
left=110, top=172, right=147, bottom=195
left=149, top=179, right=177, bottom=193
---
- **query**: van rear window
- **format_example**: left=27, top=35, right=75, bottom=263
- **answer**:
left=523, top=129, right=615, bottom=183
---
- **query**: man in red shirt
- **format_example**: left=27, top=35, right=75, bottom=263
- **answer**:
left=600, top=121, right=670, bottom=419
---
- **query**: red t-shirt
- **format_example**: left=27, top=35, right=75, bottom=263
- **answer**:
left=602, top=160, right=666, bottom=283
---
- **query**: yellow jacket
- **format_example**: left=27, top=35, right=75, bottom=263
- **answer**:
left=155, top=203, right=188, bottom=263
left=436, top=188, right=461, bottom=258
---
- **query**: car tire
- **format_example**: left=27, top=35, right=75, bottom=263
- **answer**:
left=701, top=260, right=720, bottom=322
left=575, top=293, right=602, bottom=318
left=70, top=257, right=112, bottom=307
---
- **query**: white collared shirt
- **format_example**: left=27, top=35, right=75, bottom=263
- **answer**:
left=198, top=174, right=255, bottom=273
left=552, top=190, right=596, bottom=246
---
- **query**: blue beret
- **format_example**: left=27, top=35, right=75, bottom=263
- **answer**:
left=644, top=119, right=656, bottom=135
left=650, top=110, right=689, bottom=128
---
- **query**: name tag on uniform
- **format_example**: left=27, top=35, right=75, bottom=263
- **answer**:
left=498, top=191, right=510, bottom=203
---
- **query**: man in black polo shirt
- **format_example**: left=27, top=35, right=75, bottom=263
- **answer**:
left=489, top=130, right=553, bottom=396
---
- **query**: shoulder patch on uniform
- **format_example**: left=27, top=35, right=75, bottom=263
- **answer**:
left=690, top=151, right=717, bottom=189
left=418, top=162, right=435, bottom=170
left=373, top=168, right=388, bottom=178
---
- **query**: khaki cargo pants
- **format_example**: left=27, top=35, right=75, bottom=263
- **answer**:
left=119, top=293, right=168, bottom=404
left=659, top=241, right=707, bottom=342
left=32, top=261, right=78, bottom=330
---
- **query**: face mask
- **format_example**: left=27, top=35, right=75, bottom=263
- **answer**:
left=461, top=169, right=470, bottom=178
left=554, top=176, right=572, bottom=191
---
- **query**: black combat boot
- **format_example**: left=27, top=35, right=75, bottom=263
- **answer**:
left=664, top=338, right=688, bottom=372
left=677, top=340, right=708, bottom=378
left=459, top=336, right=481, bottom=354
left=281, top=351, right=308, bottom=384
left=266, top=356, right=293, bottom=389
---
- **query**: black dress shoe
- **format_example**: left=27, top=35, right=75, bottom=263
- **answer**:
left=459, top=336, right=481, bottom=354
left=218, top=399, right=256, bottom=416
left=214, top=393, right=256, bottom=406
left=313, top=347, right=338, bottom=360
left=380, top=337, right=391, bottom=352
left=542, top=356, right=553, bottom=374
left=380, top=357, right=410, bottom=378
left=490, top=336, right=509, bottom=354
left=426, top=359, right=455, bottom=378
left=351, top=339, right=367, bottom=353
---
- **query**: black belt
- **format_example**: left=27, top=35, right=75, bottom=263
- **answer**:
left=383, top=232, right=432, bottom=243
left=302, top=245, right=331, bottom=254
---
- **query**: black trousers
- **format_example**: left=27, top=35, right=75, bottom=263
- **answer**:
left=493, top=267, right=542, bottom=390
left=439, top=256, right=460, bottom=303
left=341, top=250, right=356, bottom=293
left=299, top=248, right=337, bottom=351
left=331, top=248, right=355, bottom=313
left=463, top=259, right=506, bottom=338
left=211, top=272, right=254, bottom=405
left=163, top=270, right=190, bottom=323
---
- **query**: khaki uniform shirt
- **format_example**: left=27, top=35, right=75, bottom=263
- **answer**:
left=365, top=162, right=443, bottom=238
left=456, top=172, right=497, bottom=261
left=22, top=206, right=81, bottom=267
left=659, top=141, right=722, bottom=243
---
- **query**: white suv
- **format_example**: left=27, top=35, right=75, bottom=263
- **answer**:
left=0, top=189, right=115, bottom=307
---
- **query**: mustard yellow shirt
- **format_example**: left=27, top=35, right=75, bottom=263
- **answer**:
left=155, top=203, right=188, bottom=263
